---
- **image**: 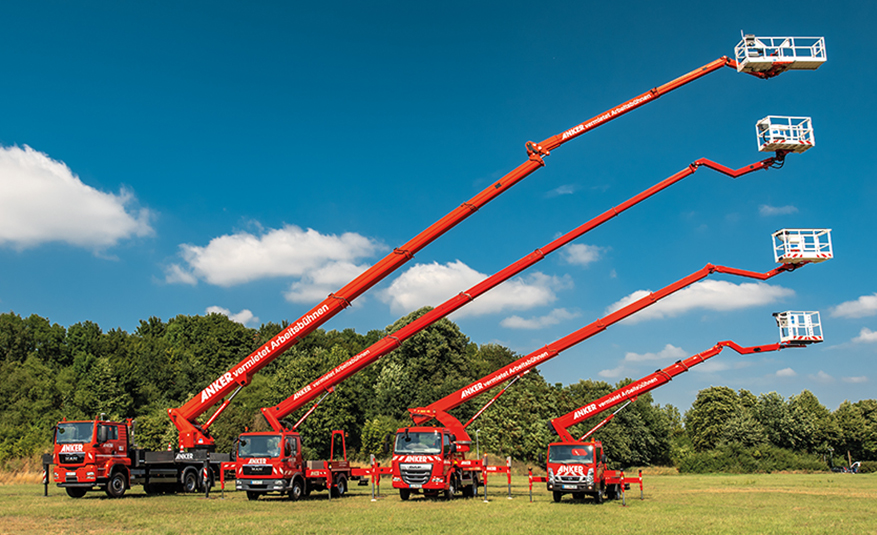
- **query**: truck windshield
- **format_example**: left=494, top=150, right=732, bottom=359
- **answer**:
left=55, top=422, right=94, bottom=444
left=238, top=435, right=282, bottom=458
left=549, top=444, right=594, bottom=464
left=394, top=431, right=443, bottom=455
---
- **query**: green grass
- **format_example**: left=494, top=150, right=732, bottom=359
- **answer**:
left=1, top=473, right=875, bottom=535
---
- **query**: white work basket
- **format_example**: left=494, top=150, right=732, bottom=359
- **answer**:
left=756, top=116, right=814, bottom=153
left=774, top=311, right=823, bottom=344
left=772, top=229, right=832, bottom=264
left=735, top=35, right=826, bottom=74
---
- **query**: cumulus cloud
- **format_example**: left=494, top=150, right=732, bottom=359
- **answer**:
left=809, top=370, right=834, bottom=383
left=603, top=280, right=794, bottom=324
left=623, top=343, right=687, bottom=363
left=206, top=306, right=260, bottom=327
left=842, top=376, right=868, bottom=384
left=381, top=260, right=571, bottom=318
left=759, top=204, right=799, bottom=216
left=830, top=293, right=877, bottom=319
left=500, top=308, right=580, bottom=330
left=598, top=365, right=626, bottom=379
left=285, top=261, right=369, bottom=304
left=776, top=367, right=797, bottom=377
left=852, top=327, right=877, bottom=344
left=562, top=244, right=605, bottom=267
left=0, top=144, right=152, bottom=250
left=166, top=224, right=383, bottom=287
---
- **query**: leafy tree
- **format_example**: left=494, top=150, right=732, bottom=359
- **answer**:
left=685, top=386, right=740, bottom=451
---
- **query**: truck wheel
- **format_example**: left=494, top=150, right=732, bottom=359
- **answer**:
left=66, top=487, right=87, bottom=498
left=105, top=471, right=127, bottom=498
left=607, top=485, right=618, bottom=500
left=553, top=491, right=563, bottom=503
left=331, top=474, right=347, bottom=498
left=594, top=487, right=604, bottom=504
left=464, top=474, right=479, bottom=498
left=289, top=478, right=304, bottom=501
left=399, top=488, right=411, bottom=500
left=246, top=491, right=261, bottom=501
left=181, top=469, right=199, bottom=493
left=444, top=476, right=457, bottom=500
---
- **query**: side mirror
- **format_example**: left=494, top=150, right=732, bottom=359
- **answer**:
left=449, top=443, right=457, bottom=454
left=97, top=426, right=108, bottom=444
left=285, top=441, right=292, bottom=457
left=537, top=453, right=546, bottom=469
left=601, top=453, right=607, bottom=464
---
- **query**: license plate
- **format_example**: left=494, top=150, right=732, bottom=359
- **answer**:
left=562, top=485, right=576, bottom=490
left=410, top=484, right=422, bottom=489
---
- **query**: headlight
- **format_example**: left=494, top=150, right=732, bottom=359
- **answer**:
left=548, top=468, right=554, bottom=483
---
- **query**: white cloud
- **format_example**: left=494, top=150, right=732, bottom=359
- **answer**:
left=603, top=280, right=794, bottom=324
left=759, top=204, right=799, bottom=216
left=598, top=365, right=627, bottom=379
left=206, top=306, right=260, bottom=327
left=562, top=244, right=605, bottom=267
left=166, top=224, right=383, bottom=287
left=852, top=327, right=877, bottom=344
left=381, top=260, right=571, bottom=318
left=285, top=261, right=369, bottom=304
left=830, top=293, right=877, bottom=319
left=809, top=370, right=834, bottom=383
left=0, top=144, right=153, bottom=250
left=842, top=376, right=868, bottom=384
left=500, top=308, right=580, bottom=330
left=545, top=184, right=576, bottom=198
left=776, top=367, right=797, bottom=377
left=623, top=343, right=687, bottom=363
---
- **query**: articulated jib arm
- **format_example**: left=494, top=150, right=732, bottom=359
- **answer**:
left=169, top=54, right=799, bottom=449
left=408, top=260, right=809, bottom=429
left=549, top=340, right=809, bottom=443
left=259, top=153, right=789, bottom=433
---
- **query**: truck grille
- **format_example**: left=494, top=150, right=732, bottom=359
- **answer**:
left=59, top=454, right=85, bottom=464
left=399, top=464, right=432, bottom=486
left=242, top=465, right=272, bottom=476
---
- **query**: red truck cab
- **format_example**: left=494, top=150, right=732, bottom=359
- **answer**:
left=391, top=426, right=479, bottom=500
left=234, top=430, right=352, bottom=501
left=545, top=440, right=613, bottom=503
left=52, top=419, right=131, bottom=498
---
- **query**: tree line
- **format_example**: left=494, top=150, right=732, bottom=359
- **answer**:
left=1, top=309, right=874, bottom=472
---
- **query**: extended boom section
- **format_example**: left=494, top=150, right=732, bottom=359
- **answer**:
left=259, top=151, right=790, bottom=432
left=551, top=338, right=810, bottom=443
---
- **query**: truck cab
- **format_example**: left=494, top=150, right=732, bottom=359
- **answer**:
left=545, top=440, right=609, bottom=503
left=52, top=419, right=131, bottom=498
left=391, top=426, right=479, bottom=500
left=234, top=429, right=351, bottom=501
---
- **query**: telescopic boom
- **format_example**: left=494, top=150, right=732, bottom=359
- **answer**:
left=169, top=53, right=805, bottom=449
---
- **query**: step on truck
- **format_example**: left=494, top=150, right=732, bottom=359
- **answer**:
left=46, top=418, right=228, bottom=498
left=235, top=429, right=360, bottom=500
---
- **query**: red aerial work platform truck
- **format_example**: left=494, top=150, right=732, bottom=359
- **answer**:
left=536, top=317, right=824, bottom=503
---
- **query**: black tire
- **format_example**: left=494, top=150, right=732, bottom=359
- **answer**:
left=607, top=484, right=618, bottom=500
left=331, top=474, right=347, bottom=498
left=105, top=471, right=127, bottom=498
left=399, top=488, right=411, bottom=501
left=181, top=469, right=199, bottom=493
left=289, top=478, right=304, bottom=501
left=464, top=474, right=479, bottom=498
left=66, top=487, right=87, bottom=498
left=553, top=490, right=563, bottom=503
left=444, top=475, right=457, bottom=500
left=246, top=491, right=261, bottom=501
left=594, top=486, right=604, bottom=504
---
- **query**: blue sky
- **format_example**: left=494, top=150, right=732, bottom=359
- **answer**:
left=2, top=1, right=874, bottom=414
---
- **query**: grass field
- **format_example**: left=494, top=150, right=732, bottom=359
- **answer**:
left=1, top=473, right=875, bottom=535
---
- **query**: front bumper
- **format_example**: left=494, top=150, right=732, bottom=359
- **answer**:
left=236, top=478, right=291, bottom=493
